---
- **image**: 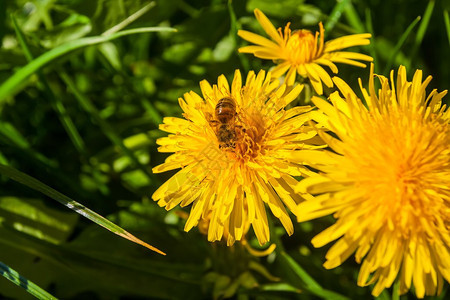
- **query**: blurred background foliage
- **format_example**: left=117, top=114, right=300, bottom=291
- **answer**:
left=0, top=0, right=448, bottom=299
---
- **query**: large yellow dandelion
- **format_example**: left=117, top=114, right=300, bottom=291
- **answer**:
left=295, top=64, right=449, bottom=297
left=152, top=70, right=321, bottom=246
left=238, top=9, right=373, bottom=95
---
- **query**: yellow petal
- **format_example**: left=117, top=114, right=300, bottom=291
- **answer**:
left=237, top=29, right=280, bottom=49
left=271, top=62, right=291, bottom=78
left=324, top=33, right=371, bottom=52
left=254, top=8, right=284, bottom=45
left=310, top=63, right=333, bottom=88
left=285, top=66, right=297, bottom=86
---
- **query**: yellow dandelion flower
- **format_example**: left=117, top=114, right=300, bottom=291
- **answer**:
left=152, top=69, right=321, bottom=246
left=238, top=9, right=373, bottom=95
left=295, top=64, right=449, bottom=297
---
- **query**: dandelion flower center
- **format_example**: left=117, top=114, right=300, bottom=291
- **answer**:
left=285, top=30, right=317, bottom=65
left=348, top=109, right=449, bottom=240
left=235, top=122, right=265, bottom=161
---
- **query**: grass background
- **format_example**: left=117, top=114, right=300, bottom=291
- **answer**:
left=0, top=0, right=448, bottom=299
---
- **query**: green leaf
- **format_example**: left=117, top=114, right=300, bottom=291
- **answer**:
left=121, top=169, right=152, bottom=190
left=162, top=41, right=198, bottom=64
left=0, top=164, right=165, bottom=255
left=98, top=42, right=122, bottom=70
left=212, top=34, right=235, bottom=62
left=0, top=26, right=176, bottom=102
left=0, top=261, right=57, bottom=300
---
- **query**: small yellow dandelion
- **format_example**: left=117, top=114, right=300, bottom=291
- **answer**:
left=238, top=9, right=373, bottom=95
left=152, top=69, right=321, bottom=246
left=295, top=64, right=449, bottom=297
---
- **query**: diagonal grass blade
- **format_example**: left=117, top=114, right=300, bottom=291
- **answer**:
left=407, top=0, right=435, bottom=70
left=0, top=261, right=57, bottom=300
left=383, top=16, right=420, bottom=75
left=0, top=164, right=165, bottom=255
left=102, top=2, right=156, bottom=36
left=0, top=26, right=176, bottom=102
left=279, top=251, right=350, bottom=300
left=343, top=1, right=365, bottom=33
left=365, top=8, right=379, bottom=73
left=324, top=0, right=351, bottom=35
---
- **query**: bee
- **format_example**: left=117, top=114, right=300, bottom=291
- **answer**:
left=208, top=97, right=238, bottom=149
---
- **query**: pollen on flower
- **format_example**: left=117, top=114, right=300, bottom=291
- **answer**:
left=232, top=108, right=267, bottom=162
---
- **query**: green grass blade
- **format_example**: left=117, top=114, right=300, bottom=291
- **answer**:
left=444, top=10, right=450, bottom=48
left=0, top=27, right=176, bottom=102
left=11, top=14, right=87, bottom=154
left=279, top=251, right=321, bottom=290
left=279, top=252, right=350, bottom=300
left=324, top=0, right=350, bottom=35
left=11, top=16, right=33, bottom=62
left=365, top=8, right=379, bottom=73
left=0, top=163, right=165, bottom=255
left=59, top=71, right=153, bottom=180
left=102, top=2, right=156, bottom=36
left=414, top=1, right=434, bottom=48
left=383, top=16, right=421, bottom=75
left=0, top=261, right=57, bottom=300
left=343, top=1, right=365, bottom=33
left=407, top=0, right=434, bottom=69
